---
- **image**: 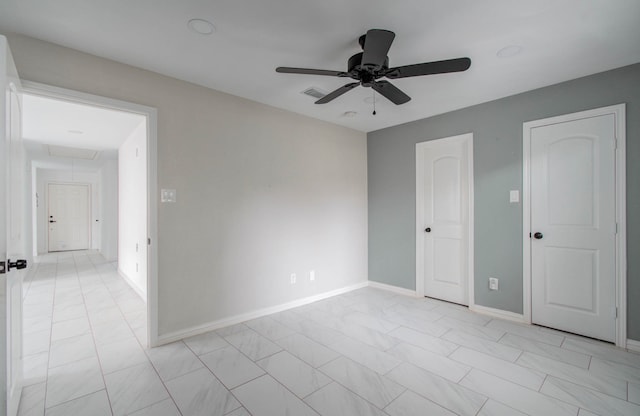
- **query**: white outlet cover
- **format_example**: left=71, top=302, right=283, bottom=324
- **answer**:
left=509, top=190, right=519, bottom=203
left=290, top=273, right=296, bottom=284
left=489, top=278, right=499, bottom=291
left=161, top=188, right=177, bottom=203
left=310, top=270, right=315, bottom=281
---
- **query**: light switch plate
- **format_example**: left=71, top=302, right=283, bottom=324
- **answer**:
left=161, top=189, right=177, bottom=203
left=510, top=190, right=519, bottom=203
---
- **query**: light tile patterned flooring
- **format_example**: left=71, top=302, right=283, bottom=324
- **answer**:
left=18, top=251, right=640, bottom=416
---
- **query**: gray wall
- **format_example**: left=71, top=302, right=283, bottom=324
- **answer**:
left=6, top=33, right=367, bottom=340
left=368, top=63, right=640, bottom=340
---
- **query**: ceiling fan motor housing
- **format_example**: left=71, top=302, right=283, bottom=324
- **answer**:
left=348, top=52, right=389, bottom=87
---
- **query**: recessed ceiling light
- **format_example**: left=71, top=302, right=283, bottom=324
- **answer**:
left=497, top=45, right=523, bottom=58
left=342, top=111, right=358, bottom=118
left=68, top=129, right=83, bottom=134
left=188, top=18, right=216, bottom=35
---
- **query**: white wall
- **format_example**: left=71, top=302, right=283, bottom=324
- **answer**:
left=7, top=34, right=368, bottom=339
left=100, top=159, right=118, bottom=261
left=35, top=168, right=99, bottom=254
left=118, top=121, right=147, bottom=298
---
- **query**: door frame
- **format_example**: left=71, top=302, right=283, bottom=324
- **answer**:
left=46, top=182, right=92, bottom=252
left=522, top=104, right=626, bottom=347
left=416, top=132, right=474, bottom=306
left=22, top=80, right=160, bottom=347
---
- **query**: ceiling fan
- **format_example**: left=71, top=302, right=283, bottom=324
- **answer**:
left=276, top=29, right=471, bottom=105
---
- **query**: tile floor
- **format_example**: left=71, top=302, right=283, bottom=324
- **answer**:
left=18, top=251, right=640, bottom=416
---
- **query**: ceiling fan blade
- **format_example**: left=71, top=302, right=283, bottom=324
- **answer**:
left=315, top=82, right=359, bottom=104
left=276, top=67, right=348, bottom=77
left=385, top=57, right=471, bottom=79
left=371, top=80, right=411, bottom=105
left=361, top=29, right=395, bottom=69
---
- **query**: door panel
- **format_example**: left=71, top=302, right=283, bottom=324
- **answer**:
left=48, top=183, right=90, bottom=252
left=433, top=156, right=461, bottom=222
left=417, top=134, right=471, bottom=305
left=530, top=114, right=615, bottom=342
left=433, top=238, right=462, bottom=284
left=547, top=137, right=595, bottom=227
left=1, top=35, right=24, bottom=416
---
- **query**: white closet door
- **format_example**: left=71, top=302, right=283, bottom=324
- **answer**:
left=530, top=114, right=616, bottom=342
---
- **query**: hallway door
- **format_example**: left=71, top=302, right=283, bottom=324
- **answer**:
left=48, top=183, right=91, bottom=252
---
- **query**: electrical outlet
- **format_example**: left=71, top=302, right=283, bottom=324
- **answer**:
left=161, top=189, right=177, bottom=203
left=290, top=273, right=297, bottom=284
left=309, top=270, right=315, bottom=281
left=489, top=277, right=499, bottom=291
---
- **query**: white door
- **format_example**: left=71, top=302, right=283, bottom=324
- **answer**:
left=1, top=36, right=25, bottom=416
left=416, top=133, right=472, bottom=305
left=48, top=183, right=90, bottom=252
left=530, top=114, right=616, bottom=342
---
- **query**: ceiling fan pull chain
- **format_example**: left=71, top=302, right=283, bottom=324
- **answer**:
left=373, top=91, right=377, bottom=116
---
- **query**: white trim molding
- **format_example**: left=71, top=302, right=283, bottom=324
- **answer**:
left=469, top=304, right=526, bottom=323
left=626, top=339, right=640, bottom=354
left=416, top=133, right=474, bottom=306
left=522, top=103, right=627, bottom=348
left=118, top=267, right=146, bottom=301
left=21, top=80, right=160, bottom=348
left=157, top=282, right=368, bottom=345
left=368, top=281, right=418, bottom=297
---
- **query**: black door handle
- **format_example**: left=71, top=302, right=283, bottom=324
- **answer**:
left=425, top=227, right=431, bottom=233
left=49, top=220, right=56, bottom=223
left=534, top=232, right=543, bottom=239
left=8, top=259, right=27, bottom=272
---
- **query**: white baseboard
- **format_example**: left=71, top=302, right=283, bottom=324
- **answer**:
left=367, top=281, right=418, bottom=297
left=470, top=303, right=526, bottom=323
left=117, top=267, right=146, bottom=302
left=157, top=281, right=369, bottom=345
left=627, top=339, right=640, bottom=353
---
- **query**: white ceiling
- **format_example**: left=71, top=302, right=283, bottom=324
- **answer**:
left=22, top=93, right=146, bottom=150
left=2, top=1, right=640, bottom=132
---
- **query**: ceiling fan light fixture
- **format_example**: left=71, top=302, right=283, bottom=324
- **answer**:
left=497, top=45, right=523, bottom=58
left=188, top=18, right=216, bottom=35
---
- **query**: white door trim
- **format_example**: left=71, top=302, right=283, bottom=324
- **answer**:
left=416, top=132, right=474, bottom=306
left=21, top=80, right=160, bottom=348
left=522, top=104, right=626, bottom=347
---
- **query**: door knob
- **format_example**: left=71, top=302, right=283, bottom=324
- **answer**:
left=534, top=232, right=543, bottom=239
left=425, top=227, right=432, bottom=233
left=49, top=220, right=56, bottom=223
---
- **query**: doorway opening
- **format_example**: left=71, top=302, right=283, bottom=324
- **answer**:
left=22, top=81, right=158, bottom=347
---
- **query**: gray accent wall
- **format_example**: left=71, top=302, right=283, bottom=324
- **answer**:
left=368, top=63, right=640, bottom=340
